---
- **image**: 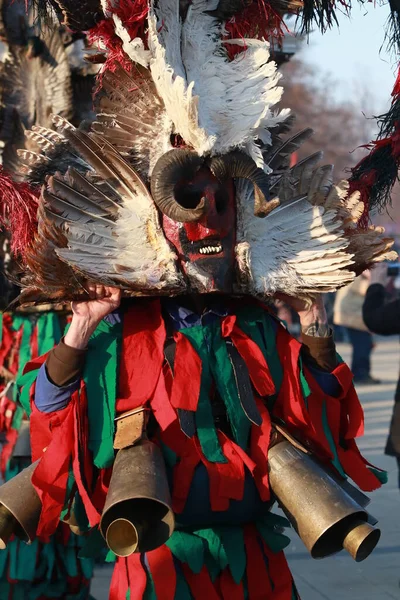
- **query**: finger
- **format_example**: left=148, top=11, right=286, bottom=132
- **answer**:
left=87, top=283, right=96, bottom=299
left=109, top=287, right=122, bottom=304
left=96, top=285, right=105, bottom=300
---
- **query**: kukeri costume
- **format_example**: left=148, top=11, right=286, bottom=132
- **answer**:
left=0, top=307, right=95, bottom=600
left=0, top=1, right=396, bottom=599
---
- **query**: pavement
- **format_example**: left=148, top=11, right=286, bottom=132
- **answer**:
left=90, top=339, right=400, bottom=600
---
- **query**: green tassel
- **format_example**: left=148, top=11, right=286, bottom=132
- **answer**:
left=180, top=326, right=225, bottom=463
left=210, top=325, right=251, bottom=450
left=220, top=527, right=246, bottom=585
left=37, top=313, right=62, bottom=355
left=368, top=467, right=388, bottom=484
left=167, top=531, right=205, bottom=574
left=175, top=570, right=192, bottom=600
left=83, top=318, right=122, bottom=469
left=17, top=368, right=39, bottom=417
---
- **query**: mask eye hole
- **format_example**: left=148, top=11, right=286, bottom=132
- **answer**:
left=215, top=188, right=229, bottom=214
left=174, top=182, right=204, bottom=209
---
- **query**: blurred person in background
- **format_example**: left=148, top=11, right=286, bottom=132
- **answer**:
left=334, top=272, right=380, bottom=384
left=363, top=263, right=400, bottom=487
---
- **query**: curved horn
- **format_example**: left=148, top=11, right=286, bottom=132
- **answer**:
left=150, top=149, right=207, bottom=223
left=209, top=151, right=280, bottom=217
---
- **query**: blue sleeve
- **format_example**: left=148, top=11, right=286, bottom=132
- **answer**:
left=35, top=363, right=80, bottom=413
left=306, top=364, right=341, bottom=398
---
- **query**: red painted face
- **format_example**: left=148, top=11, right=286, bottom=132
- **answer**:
left=162, top=167, right=236, bottom=293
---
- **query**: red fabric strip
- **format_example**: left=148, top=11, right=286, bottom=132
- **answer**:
left=147, top=545, right=177, bottom=600
left=182, top=564, right=220, bottom=600
left=127, top=555, right=148, bottom=600
left=262, top=543, right=293, bottom=600
left=275, top=328, right=309, bottom=430
left=117, top=300, right=166, bottom=413
left=110, top=558, right=129, bottom=600
left=170, top=332, right=202, bottom=412
left=244, top=524, right=272, bottom=600
left=220, top=568, right=245, bottom=600
left=150, top=364, right=179, bottom=432
left=337, top=441, right=382, bottom=491
left=250, top=398, right=272, bottom=501
left=31, top=398, right=76, bottom=541
left=72, top=386, right=100, bottom=526
left=221, top=316, right=275, bottom=397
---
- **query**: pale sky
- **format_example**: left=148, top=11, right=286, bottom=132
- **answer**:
left=292, top=3, right=397, bottom=113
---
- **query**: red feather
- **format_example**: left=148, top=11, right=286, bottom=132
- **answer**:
left=0, top=168, right=39, bottom=261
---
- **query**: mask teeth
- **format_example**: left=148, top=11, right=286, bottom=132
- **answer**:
left=199, top=245, right=223, bottom=255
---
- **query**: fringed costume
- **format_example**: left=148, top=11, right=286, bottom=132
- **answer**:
left=0, top=0, right=398, bottom=599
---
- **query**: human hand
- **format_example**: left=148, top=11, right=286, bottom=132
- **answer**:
left=65, top=285, right=121, bottom=350
left=274, top=293, right=329, bottom=336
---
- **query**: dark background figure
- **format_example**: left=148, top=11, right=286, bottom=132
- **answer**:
left=363, top=263, right=400, bottom=486
left=334, top=273, right=379, bottom=384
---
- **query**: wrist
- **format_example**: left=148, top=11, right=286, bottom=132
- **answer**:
left=64, top=316, right=98, bottom=350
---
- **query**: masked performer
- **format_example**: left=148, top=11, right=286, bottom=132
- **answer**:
left=0, top=1, right=396, bottom=599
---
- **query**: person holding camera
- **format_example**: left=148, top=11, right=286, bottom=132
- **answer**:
left=334, top=272, right=379, bottom=384
left=363, top=263, right=400, bottom=486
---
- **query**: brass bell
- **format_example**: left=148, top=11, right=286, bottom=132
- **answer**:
left=0, top=460, right=42, bottom=548
left=100, top=439, right=175, bottom=557
left=268, top=440, right=380, bottom=561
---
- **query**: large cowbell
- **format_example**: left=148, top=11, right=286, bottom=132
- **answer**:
left=0, top=460, right=42, bottom=549
left=100, top=439, right=175, bottom=557
left=268, top=440, right=380, bottom=562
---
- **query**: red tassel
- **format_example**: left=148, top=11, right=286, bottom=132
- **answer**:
left=182, top=564, right=220, bottom=600
left=337, top=441, right=382, bottom=492
left=275, top=327, right=310, bottom=430
left=117, top=301, right=166, bottom=413
left=72, top=386, right=100, bottom=527
left=170, top=332, right=202, bottom=412
left=110, top=558, right=129, bottom=600
left=244, top=524, right=272, bottom=600
left=261, top=543, right=294, bottom=600
left=127, top=555, right=147, bottom=600
left=31, top=399, right=76, bottom=541
left=0, top=168, right=39, bottom=261
left=221, top=316, right=275, bottom=396
left=150, top=364, right=178, bottom=432
left=220, top=569, right=245, bottom=600
left=250, top=398, right=272, bottom=501
left=147, top=545, right=177, bottom=600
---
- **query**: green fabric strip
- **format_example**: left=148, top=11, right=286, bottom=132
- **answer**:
left=235, top=306, right=283, bottom=396
left=180, top=326, right=225, bottom=463
left=368, top=467, right=388, bottom=484
left=299, top=356, right=311, bottom=405
left=175, top=570, right=192, bottom=600
left=220, top=526, right=246, bottom=584
left=37, top=313, right=62, bottom=355
left=210, top=325, right=251, bottom=450
left=17, top=368, right=39, bottom=417
left=83, top=318, right=122, bottom=469
left=167, top=531, right=205, bottom=574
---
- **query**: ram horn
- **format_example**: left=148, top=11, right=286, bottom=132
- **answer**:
left=209, top=151, right=280, bottom=217
left=150, top=149, right=207, bottom=223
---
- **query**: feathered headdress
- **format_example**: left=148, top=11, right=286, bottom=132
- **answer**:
left=2, top=0, right=397, bottom=305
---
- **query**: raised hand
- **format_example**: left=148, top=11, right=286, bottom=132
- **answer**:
left=65, top=285, right=122, bottom=350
